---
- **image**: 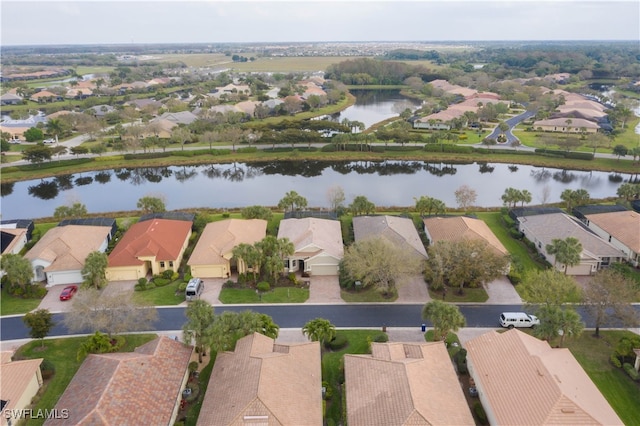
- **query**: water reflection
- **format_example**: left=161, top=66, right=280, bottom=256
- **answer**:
left=3, top=161, right=629, bottom=219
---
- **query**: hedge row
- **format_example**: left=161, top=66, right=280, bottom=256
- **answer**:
left=534, top=148, right=594, bottom=160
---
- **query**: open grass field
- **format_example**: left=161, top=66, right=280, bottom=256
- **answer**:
left=14, top=333, right=158, bottom=426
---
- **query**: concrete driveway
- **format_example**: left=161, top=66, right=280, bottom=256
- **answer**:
left=307, top=276, right=344, bottom=304
left=484, top=276, right=522, bottom=304
left=397, top=275, right=430, bottom=303
left=197, top=278, right=226, bottom=306
left=37, top=284, right=78, bottom=313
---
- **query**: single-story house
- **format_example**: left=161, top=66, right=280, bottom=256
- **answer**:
left=517, top=212, right=625, bottom=275
left=188, top=219, right=267, bottom=278
left=583, top=210, right=640, bottom=267
left=0, top=355, right=44, bottom=426
left=0, top=92, right=23, bottom=105
left=155, top=111, right=198, bottom=126
left=29, top=90, right=63, bottom=103
left=353, top=215, right=428, bottom=260
left=87, top=104, right=116, bottom=117
left=344, top=342, right=474, bottom=425
left=532, top=117, right=599, bottom=133
left=196, top=332, right=322, bottom=425
left=44, top=337, right=193, bottom=426
left=106, top=219, right=192, bottom=281
left=423, top=216, right=510, bottom=272
left=0, top=219, right=34, bottom=255
left=466, top=329, right=623, bottom=425
left=277, top=218, right=344, bottom=276
left=24, top=225, right=112, bottom=286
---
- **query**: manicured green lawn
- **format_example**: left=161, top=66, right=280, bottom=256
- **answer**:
left=14, top=334, right=157, bottom=426
left=427, top=286, right=488, bottom=303
left=0, top=285, right=43, bottom=315
left=133, top=282, right=185, bottom=306
left=341, top=286, right=398, bottom=302
left=184, top=352, right=216, bottom=426
left=218, top=287, right=309, bottom=304
left=476, top=211, right=545, bottom=272
left=322, top=330, right=388, bottom=424
left=561, top=330, right=640, bottom=425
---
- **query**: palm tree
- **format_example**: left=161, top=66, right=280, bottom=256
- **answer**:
left=302, top=318, right=336, bottom=350
left=546, top=237, right=582, bottom=275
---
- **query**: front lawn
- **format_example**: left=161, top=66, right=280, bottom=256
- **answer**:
left=0, top=285, right=43, bottom=315
left=218, top=287, right=309, bottom=304
left=427, top=286, right=488, bottom=303
left=133, top=281, right=185, bottom=305
left=13, top=333, right=157, bottom=426
left=341, top=286, right=398, bottom=302
left=322, top=330, right=388, bottom=424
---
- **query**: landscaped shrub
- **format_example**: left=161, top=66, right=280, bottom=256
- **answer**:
left=373, top=334, right=389, bottom=343
left=134, top=283, right=146, bottom=291
left=610, top=354, right=622, bottom=368
left=162, top=270, right=174, bottom=279
left=288, top=272, right=299, bottom=285
left=223, top=280, right=235, bottom=288
left=153, top=278, right=170, bottom=287
left=171, top=272, right=179, bottom=281
left=138, top=277, right=148, bottom=287
left=177, top=282, right=188, bottom=292
left=322, top=381, right=333, bottom=400
left=507, top=269, right=522, bottom=285
left=40, top=359, right=55, bottom=379
left=145, top=281, right=156, bottom=290
left=183, top=273, right=192, bottom=283
left=623, top=363, right=640, bottom=381
left=474, top=402, right=488, bottom=425
left=321, top=144, right=337, bottom=152
left=123, top=152, right=170, bottom=160
left=326, top=333, right=349, bottom=351
left=236, top=147, right=258, bottom=154
left=257, top=282, right=270, bottom=293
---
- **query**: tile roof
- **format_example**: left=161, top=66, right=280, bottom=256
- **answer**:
left=585, top=210, right=640, bottom=253
left=188, top=219, right=267, bottom=266
left=277, top=218, right=344, bottom=260
left=353, top=216, right=427, bottom=259
left=45, top=337, right=193, bottom=426
left=532, top=117, right=599, bottom=129
left=0, top=358, right=43, bottom=413
left=465, top=329, right=623, bottom=425
left=25, top=225, right=111, bottom=271
left=108, top=219, right=192, bottom=267
left=345, top=342, right=474, bottom=426
left=518, top=213, right=624, bottom=260
left=197, top=333, right=322, bottom=425
left=423, top=216, right=508, bottom=256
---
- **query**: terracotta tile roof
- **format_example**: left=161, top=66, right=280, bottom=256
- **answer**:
left=518, top=213, right=624, bottom=261
left=45, top=337, right=193, bottom=426
left=585, top=211, right=640, bottom=253
left=108, top=219, right=192, bottom=267
left=188, top=219, right=267, bottom=266
left=197, top=333, right=322, bottom=425
left=30, top=90, right=59, bottom=99
left=24, top=225, right=111, bottom=272
left=345, top=342, right=474, bottom=425
left=465, top=330, right=623, bottom=425
left=353, top=216, right=427, bottom=259
left=533, top=117, right=599, bottom=129
left=0, top=358, right=43, bottom=413
left=423, top=216, right=508, bottom=256
left=277, top=218, right=344, bottom=260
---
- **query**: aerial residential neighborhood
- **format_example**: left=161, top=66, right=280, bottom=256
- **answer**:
left=1, top=1, right=640, bottom=425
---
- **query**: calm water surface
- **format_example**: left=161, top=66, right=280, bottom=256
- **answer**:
left=0, top=161, right=632, bottom=220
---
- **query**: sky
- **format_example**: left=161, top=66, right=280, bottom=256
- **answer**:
left=1, top=0, right=638, bottom=46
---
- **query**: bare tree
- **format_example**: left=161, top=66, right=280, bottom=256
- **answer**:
left=454, top=185, right=477, bottom=213
left=64, top=289, right=158, bottom=337
left=583, top=269, right=639, bottom=337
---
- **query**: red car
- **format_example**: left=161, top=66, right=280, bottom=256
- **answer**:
left=59, top=285, right=78, bottom=301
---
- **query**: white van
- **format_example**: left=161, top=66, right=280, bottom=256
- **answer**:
left=499, top=312, right=540, bottom=329
left=185, top=278, right=204, bottom=301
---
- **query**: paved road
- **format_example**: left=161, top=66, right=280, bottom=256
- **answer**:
left=3, top=303, right=638, bottom=341
left=485, top=109, right=537, bottom=145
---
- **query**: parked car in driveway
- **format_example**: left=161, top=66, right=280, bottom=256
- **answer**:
left=59, top=285, right=78, bottom=301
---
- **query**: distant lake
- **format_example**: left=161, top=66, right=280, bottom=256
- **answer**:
left=0, top=161, right=633, bottom=220
left=327, top=89, right=421, bottom=129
